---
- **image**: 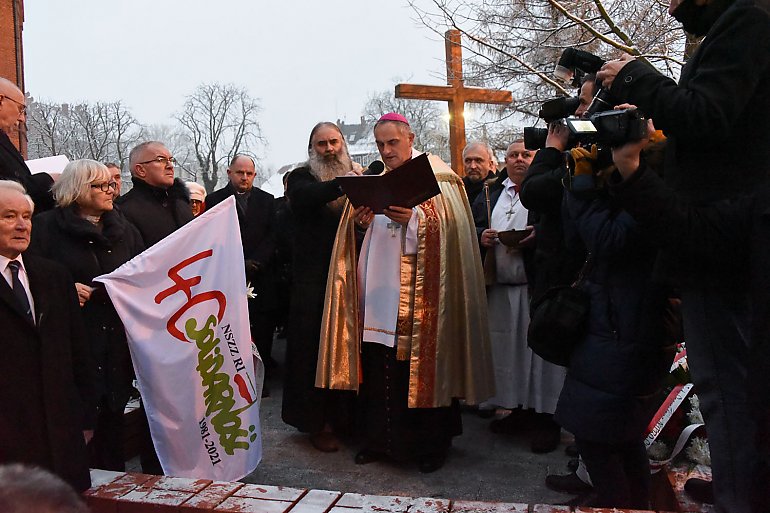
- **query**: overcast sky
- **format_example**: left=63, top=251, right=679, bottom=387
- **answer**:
left=23, top=0, right=448, bottom=171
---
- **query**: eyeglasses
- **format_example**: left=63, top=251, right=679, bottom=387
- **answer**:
left=0, top=95, right=26, bottom=114
left=90, top=181, right=118, bottom=192
left=138, top=156, right=177, bottom=166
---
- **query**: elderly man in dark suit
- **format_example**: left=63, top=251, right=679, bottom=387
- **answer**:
left=0, top=77, right=54, bottom=212
left=0, top=180, right=96, bottom=492
left=206, top=155, right=277, bottom=382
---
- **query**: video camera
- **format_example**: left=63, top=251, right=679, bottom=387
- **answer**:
left=524, top=48, right=647, bottom=151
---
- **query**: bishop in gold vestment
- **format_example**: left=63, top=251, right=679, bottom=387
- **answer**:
left=315, top=113, right=494, bottom=472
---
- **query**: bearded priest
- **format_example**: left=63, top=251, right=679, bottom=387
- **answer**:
left=282, top=122, right=363, bottom=453
left=316, top=113, right=494, bottom=473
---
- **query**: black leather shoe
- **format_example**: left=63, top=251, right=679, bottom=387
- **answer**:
left=418, top=453, right=446, bottom=473
left=684, top=477, right=714, bottom=504
left=354, top=449, right=381, bottom=465
left=545, top=472, right=593, bottom=494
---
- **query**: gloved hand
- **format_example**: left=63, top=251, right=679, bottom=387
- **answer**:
left=570, top=145, right=599, bottom=176
left=568, top=145, right=599, bottom=193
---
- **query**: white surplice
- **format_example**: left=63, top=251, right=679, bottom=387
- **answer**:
left=481, top=178, right=566, bottom=413
left=358, top=211, right=419, bottom=347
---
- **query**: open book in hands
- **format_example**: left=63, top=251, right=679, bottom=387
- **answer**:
left=336, top=153, right=440, bottom=214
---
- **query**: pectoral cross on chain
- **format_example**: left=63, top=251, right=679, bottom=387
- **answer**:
left=506, top=196, right=521, bottom=220
left=387, top=221, right=401, bottom=237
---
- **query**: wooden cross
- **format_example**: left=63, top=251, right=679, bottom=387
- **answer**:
left=395, top=30, right=512, bottom=177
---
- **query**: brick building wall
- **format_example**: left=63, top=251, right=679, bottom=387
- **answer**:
left=0, top=0, right=25, bottom=156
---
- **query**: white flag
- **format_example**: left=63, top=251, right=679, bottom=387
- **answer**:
left=95, top=197, right=262, bottom=481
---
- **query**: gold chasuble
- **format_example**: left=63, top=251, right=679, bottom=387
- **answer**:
left=316, top=154, right=495, bottom=408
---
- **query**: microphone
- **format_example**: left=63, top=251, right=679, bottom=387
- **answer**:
left=362, top=160, right=384, bottom=176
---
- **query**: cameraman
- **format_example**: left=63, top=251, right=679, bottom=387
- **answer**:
left=520, top=76, right=596, bottom=304
left=597, top=1, right=770, bottom=511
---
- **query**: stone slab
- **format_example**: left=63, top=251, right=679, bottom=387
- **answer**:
left=90, top=469, right=126, bottom=488
left=574, top=509, right=655, bottom=513
left=290, top=489, right=343, bottom=513
left=85, top=472, right=157, bottom=513
left=234, top=483, right=306, bottom=502
left=181, top=481, right=246, bottom=511
left=335, top=493, right=450, bottom=513
left=450, top=501, right=528, bottom=513
left=215, top=496, right=296, bottom=513
left=118, top=487, right=196, bottom=512
left=140, top=475, right=213, bottom=493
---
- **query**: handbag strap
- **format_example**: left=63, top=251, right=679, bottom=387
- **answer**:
left=571, top=252, right=594, bottom=288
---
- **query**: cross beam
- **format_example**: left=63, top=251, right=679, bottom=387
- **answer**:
left=395, top=30, right=512, bottom=176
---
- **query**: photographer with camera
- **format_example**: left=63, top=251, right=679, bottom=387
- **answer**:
left=520, top=76, right=595, bottom=311
left=546, top=115, right=678, bottom=509
left=595, top=1, right=770, bottom=511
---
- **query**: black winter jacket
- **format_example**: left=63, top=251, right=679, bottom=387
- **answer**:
left=29, top=206, right=145, bottom=412
left=609, top=0, right=770, bottom=204
left=206, top=182, right=278, bottom=312
left=554, top=190, right=676, bottom=444
left=610, top=164, right=770, bottom=494
left=0, top=131, right=55, bottom=212
left=520, top=148, right=585, bottom=302
left=608, top=0, right=770, bottom=286
left=116, top=177, right=193, bottom=248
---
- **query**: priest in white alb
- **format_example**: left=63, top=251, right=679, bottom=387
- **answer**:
left=316, top=113, right=494, bottom=473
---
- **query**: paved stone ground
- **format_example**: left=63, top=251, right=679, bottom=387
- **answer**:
left=241, top=338, right=575, bottom=505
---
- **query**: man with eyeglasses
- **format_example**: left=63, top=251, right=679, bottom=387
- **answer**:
left=117, top=141, right=193, bottom=249
left=114, top=141, right=194, bottom=476
left=0, top=77, right=55, bottom=213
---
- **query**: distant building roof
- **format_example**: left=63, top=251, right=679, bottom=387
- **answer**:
left=338, top=117, right=379, bottom=166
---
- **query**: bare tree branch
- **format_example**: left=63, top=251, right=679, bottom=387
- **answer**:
left=175, top=83, right=264, bottom=193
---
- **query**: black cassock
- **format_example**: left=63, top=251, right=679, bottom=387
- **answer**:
left=282, top=167, right=355, bottom=434
left=359, top=343, right=462, bottom=462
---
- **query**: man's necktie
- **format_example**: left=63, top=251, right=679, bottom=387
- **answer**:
left=7, top=261, right=33, bottom=322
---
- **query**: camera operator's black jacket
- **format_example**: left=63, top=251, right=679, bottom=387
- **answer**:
left=519, top=147, right=585, bottom=302
left=609, top=0, right=770, bottom=204
left=607, top=0, right=770, bottom=286
left=609, top=163, right=770, bottom=501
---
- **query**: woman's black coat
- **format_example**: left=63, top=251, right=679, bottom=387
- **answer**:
left=29, top=205, right=145, bottom=412
left=554, top=189, right=676, bottom=443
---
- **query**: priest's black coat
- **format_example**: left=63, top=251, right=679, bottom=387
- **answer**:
left=281, top=166, right=354, bottom=433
